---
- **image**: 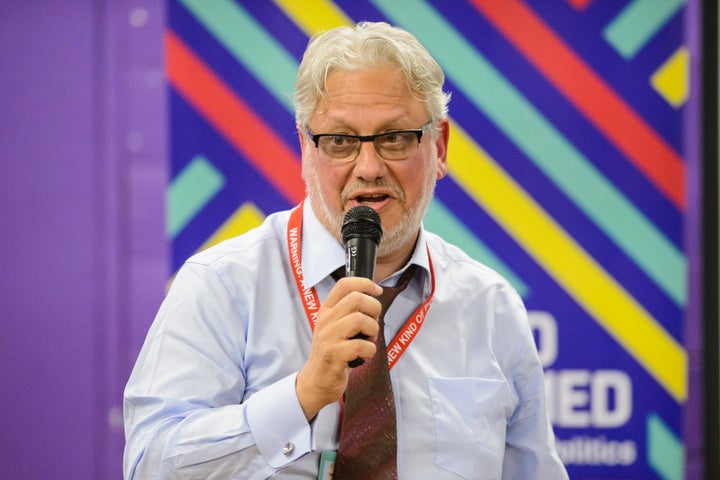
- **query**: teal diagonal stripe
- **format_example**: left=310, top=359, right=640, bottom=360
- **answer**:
left=603, top=0, right=687, bottom=59
left=425, top=199, right=529, bottom=298
left=374, top=0, right=687, bottom=308
left=178, top=0, right=297, bottom=111
left=167, top=155, right=226, bottom=239
left=647, top=413, right=685, bottom=480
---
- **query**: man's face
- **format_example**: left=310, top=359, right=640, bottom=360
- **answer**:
left=299, top=67, right=448, bottom=258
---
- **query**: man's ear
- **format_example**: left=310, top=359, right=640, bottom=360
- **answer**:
left=435, top=119, right=450, bottom=179
left=297, top=126, right=307, bottom=155
left=297, top=126, right=308, bottom=181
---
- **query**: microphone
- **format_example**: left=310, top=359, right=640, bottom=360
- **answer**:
left=341, top=206, right=383, bottom=367
left=342, top=206, right=383, bottom=279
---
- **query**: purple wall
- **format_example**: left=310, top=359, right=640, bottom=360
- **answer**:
left=0, top=2, right=166, bottom=477
left=684, top=1, right=705, bottom=477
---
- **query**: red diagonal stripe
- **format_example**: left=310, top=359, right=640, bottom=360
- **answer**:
left=165, top=30, right=304, bottom=204
left=566, top=0, right=593, bottom=11
left=471, top=0, right=685, bottom=210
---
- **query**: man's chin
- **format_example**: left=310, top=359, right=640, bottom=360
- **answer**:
left=377, top=222, right=420, bottom=258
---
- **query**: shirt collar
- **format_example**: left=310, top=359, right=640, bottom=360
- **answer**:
left=299, top=199, right=432, bottom=289
left=383, top=227, right=432, bottom=293
left=301, top=200, right=345, bottom=289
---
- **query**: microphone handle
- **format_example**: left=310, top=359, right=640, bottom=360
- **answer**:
left=345, top=237, right=377, bottom=279
left=344, top=236, right=378, bottom=367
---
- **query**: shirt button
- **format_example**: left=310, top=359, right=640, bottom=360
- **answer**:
left=282, top=441, right=295, bottom=456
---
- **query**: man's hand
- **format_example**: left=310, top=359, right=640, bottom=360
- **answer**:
left=296, top=277, right=383, bottom=421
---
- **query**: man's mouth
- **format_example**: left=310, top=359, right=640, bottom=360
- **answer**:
left=355, top=194, right=389, bottom=206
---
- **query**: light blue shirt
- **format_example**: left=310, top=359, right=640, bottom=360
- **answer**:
left=123, top=200, right=568, bottom=479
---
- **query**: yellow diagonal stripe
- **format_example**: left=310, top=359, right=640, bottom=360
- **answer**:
left=199, top=202, right=266, bottom=252
left=273, top=0, right=352, bottom=36
left=651, top=46, right=689, bottom=108
left=448, top=121, right=687, bottom=403
left=167, top=202, right=266, bottom=295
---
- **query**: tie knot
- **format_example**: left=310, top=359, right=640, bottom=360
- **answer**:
left=331, top=264, right=417, bottom=317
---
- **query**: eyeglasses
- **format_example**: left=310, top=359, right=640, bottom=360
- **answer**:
left=307, top=121, right=434, bottom=163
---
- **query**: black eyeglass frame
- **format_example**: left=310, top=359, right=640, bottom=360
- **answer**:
left=306, top=121, right=434, bottom=160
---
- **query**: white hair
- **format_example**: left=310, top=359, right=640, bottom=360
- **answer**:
left=293, top=21, right=451, bottom=130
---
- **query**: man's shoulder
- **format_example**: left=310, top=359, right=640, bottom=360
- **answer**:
left=424, top=229, right=516, bottom=291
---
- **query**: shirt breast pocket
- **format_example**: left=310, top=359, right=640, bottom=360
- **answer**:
left=428, top=376, right=514, bottom=480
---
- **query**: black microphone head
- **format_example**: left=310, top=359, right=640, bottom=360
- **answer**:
left=341, top=205, right=383, bottom=246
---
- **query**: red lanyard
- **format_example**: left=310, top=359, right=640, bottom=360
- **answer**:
left=286, top=201, right=435, bottom=370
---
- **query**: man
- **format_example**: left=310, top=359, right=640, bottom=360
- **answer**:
left=124, top=21, right=567, bottom=479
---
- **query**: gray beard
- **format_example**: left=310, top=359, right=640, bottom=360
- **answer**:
left=303, top=161, right=437, bottom=259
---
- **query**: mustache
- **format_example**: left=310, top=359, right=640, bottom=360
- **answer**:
left=340, top=179, right=405, bottom=204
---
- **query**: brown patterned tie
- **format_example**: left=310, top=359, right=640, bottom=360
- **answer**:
left=333, top=265, right=417, bottom=480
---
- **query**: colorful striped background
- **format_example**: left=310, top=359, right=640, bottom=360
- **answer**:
left=166, top=1, right=689, bottom=478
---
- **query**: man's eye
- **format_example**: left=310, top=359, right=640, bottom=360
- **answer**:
left=320, top=135, right=357, bottom=148
left=317, top=136, right=360, bottom=159
left=331, top=135, right=350, bottom=145
left=379, top=132, right=412, bottom=146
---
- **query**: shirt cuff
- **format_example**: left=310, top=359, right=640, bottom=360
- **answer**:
left=245, top=371, right=313, bottom=469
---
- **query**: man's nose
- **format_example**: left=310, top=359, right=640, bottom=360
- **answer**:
left=352, top=141, right=386, bottom=181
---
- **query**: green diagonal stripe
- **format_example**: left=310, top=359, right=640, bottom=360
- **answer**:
left=178, top=0, right=297, bottom=111
left=167, top=155, right=226, bottom=239
left=425, top=199, right=529, bottom=298
left=647, top=413, right=685, bottom=480
left=603, top=0, right=687, bottom=60
left=374, top=0, right=687, bottom=307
